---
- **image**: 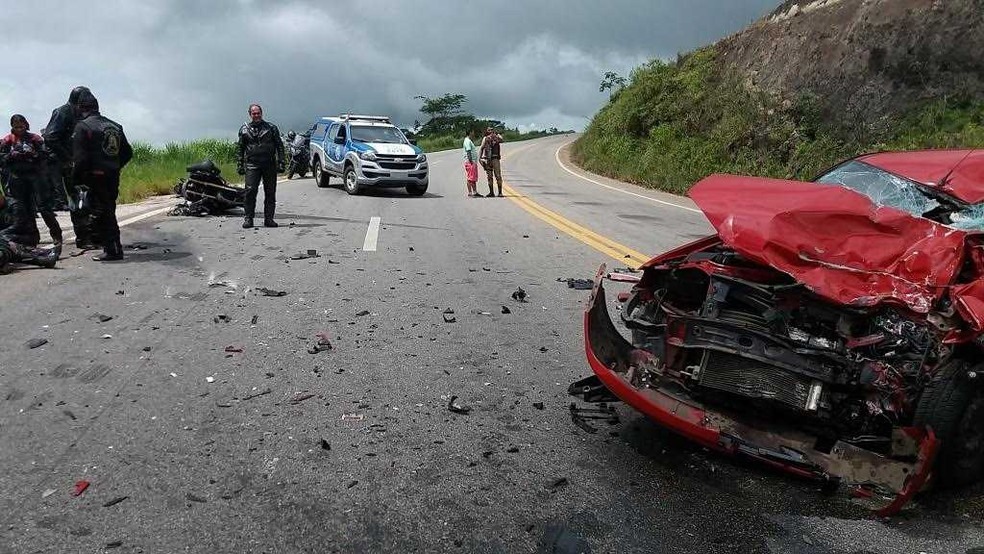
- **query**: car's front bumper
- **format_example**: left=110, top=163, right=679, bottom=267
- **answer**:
left=582, top=263, right=939, bottom=517
left=356, top=159, right=428, bottom=188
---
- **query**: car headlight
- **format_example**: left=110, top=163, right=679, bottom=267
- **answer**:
left=415, top=154, right=426, bottom=162
left=359, top=151, right=377, bottom=161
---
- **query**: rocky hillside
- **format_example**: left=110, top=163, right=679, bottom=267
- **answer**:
left=572, top=0, right=984, bottom=194
left=720, top=0, right=984, bottom=130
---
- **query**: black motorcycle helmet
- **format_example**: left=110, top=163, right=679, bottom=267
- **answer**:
left=287, top=131, right=296, bottom=140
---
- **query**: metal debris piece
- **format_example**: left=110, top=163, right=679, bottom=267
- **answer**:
left=102, top=496, right=128, bottom=508
left=91, top=313, right=114, bottom=323
left=105, top=541, right=123, bottom=549
left=321, top=439, right=331, bottom=450
left=447, top=395, right=471, bottom=415
left=224, top=345, right=243, bottom=353
left=356, top=310, right=370, bottom=317
left=442, top=309, right=457, bottom=323
left=533, top=402, right=545, bottom=410
left=251, top=315, right=258, bottom=325
left=26, top=338, right=48, bottom=349
left=214, top=314, right=231, bottom=323
left=501, top=306, right=511, bottom=314
left=347, top=480, right=358, bottom=489
left=341, top=413, right=365, bottom=421
left=511, top=287, right=527, bottom=302
left=256, top=287, right=287, bottom=297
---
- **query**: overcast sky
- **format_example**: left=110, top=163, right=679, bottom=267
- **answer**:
left=1, top=1, right=776, bottom=144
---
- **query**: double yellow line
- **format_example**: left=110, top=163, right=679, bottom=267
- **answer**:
left=502, top=182, right=650, bottom=267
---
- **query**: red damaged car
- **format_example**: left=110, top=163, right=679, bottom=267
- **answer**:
left=578, top=149, right=984, bottom=515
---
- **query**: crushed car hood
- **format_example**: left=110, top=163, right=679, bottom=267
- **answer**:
left=688, top=174, right=984, bottom=328
left=859, top=149, right=984, bottom=204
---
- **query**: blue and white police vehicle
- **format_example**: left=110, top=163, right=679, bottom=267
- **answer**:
left=308, top=114, right=428, bottom=196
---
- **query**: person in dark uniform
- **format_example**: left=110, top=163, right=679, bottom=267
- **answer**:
left=43, top=86, right=94, bottom=249
left=72, top=91, right=133, bottom=261
left=0, top=114, right=45, bottom=247
left=237, top=104, right=285, bottom=229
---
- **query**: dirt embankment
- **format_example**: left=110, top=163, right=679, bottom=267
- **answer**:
left=716, top=0, right=984, bottom=127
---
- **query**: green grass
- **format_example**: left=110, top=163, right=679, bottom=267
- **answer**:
left=120, top=139, right=238, bottom=204
left=572, top=46, right=984, bottom=194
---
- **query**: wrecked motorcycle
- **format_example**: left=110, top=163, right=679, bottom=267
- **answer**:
left=577, top=149, right=984, bottom=516
left=172, top=159, right=245, bottom=215
left=286, top=139, right=310, bottom=179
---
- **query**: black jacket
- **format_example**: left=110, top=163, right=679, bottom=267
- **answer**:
left=0, top=132, right=46, bottom=178
left=238, top=120, right=284, bottom=170
left=42, top=102, right=76, bottom=166
left=72, top=111, right=133, bottom=178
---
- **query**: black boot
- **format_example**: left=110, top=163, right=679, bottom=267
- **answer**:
left=243, top=217, right=254, bottom=229
left=263, top=218, right=279, bottom=228
left=93, top=241, right=123, bottom=262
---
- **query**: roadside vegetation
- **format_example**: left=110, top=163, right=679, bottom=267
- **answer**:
left=572, top=46, right=984, bottom=194
left=411, top=93, right=570, bottom=153
left=121, top=140, right=238, bottom=204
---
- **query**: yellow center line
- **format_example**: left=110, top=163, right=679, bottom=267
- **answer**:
left=499, top=142, right=650, bottom=268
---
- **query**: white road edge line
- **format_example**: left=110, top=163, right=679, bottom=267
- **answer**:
left=59, top=177, right=292, bottom=243
left=362, top=216, right=381, bottom=252
left=553, top=141, right=702, bottom=214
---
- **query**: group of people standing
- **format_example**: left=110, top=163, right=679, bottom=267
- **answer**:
left=463, top=127, right=504, bottom=197
left=0, top=86, right=132, bottom=271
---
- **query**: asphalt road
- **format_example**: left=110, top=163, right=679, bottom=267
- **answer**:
left=1, top=135, right=983, bottom=554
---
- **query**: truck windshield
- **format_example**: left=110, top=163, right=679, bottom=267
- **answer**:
left=351, top=125, right=408, bottom=144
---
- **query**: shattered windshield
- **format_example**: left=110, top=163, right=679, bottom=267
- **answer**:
left=816, top=160, right=984, bottom=231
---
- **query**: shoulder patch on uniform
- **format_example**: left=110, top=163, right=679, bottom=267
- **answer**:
left=102, top=128, right=122, bottom=157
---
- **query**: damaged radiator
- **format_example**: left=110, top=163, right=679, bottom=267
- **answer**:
left=696, top=351, right=823, bottom=412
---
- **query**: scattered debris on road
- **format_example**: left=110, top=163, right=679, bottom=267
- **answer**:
left=185, top=492, right=207, bottom=503
left=511, top=287, right=527, bottom=302
left=102, top=496, right=128, bottom=507
left=562, top=278, right=593, bottom=290
left=501, top=306, right=511, bottom=314
left=321, top=439, right=331, bottom=450
left=447, top=395, right=471, bottom=414
left=442, top=308, right=456, bottom=323
left=72, top=480, right=90, bottom=497
left=205, top=376, right=215, bottom=383
left=341, top=413, right=365, bottom=421
left=213, top=314, right=231, bottom=323
left=533, top=402, right=545, bottom=410
left=255, top=287, right=287, bottom=297
left=101, top=334, right=113, bottom=340
left=569, top=403, right=619, bottom=434
left=506, top=446, right=520, bottom=453
left=90, top=313, right=114, bottom=323
left=26, top=338, right=48, bottom=349
left=547, top=477, right=568, bottom=491
left=251, top=315, right=258, bottom=325
left=41, top=488, right=57, bottom=498
left=105, top=541, right=123, bottom=549
left=347, top=480, right=359, bottom=489
left=307, top=332, right=333, bottom=354
left=290, top=250, right=321, bottom=260
left=291, top=393, right=315, bottom=404
left=242, top=388, right=271, bottom=401
left=356, top=310, right=370, bottom=317
left=224, top=345, right=243, bottom=353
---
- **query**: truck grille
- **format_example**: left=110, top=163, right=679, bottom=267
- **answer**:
left=378, top=161, right=416, bottom=170
left=698, top=351, right=820, bottom=411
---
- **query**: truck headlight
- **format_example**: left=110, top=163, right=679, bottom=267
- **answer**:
left=415, top=154, right=426, bottom=162
left=359, top=151, right=377, bottom=161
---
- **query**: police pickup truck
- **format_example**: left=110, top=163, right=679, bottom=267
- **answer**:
left=308, top=114, right=428, bottom=196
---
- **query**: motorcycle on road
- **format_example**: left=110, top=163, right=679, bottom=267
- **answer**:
left=286, top=136, right=310, bottom=179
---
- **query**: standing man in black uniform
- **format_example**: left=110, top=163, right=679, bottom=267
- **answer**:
left=237, top=104, right=284, bottom=229
left=72, top=91, right=133, bottom=262
left=43, top=86, right=93, bottom=249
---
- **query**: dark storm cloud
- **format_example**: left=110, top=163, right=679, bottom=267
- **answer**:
left=1, top=0, right=776, bottom=144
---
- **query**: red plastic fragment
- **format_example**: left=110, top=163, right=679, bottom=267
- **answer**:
left=72, top=480, right=90, bottom=497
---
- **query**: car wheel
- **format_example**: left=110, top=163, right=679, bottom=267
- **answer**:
left=314, top=159, right=329, bottom=188
left=914, top=360, right=984, bottom=488
left=406, top=184, right=427, bottom=196
left=344, top=166, right=362, bottom=195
